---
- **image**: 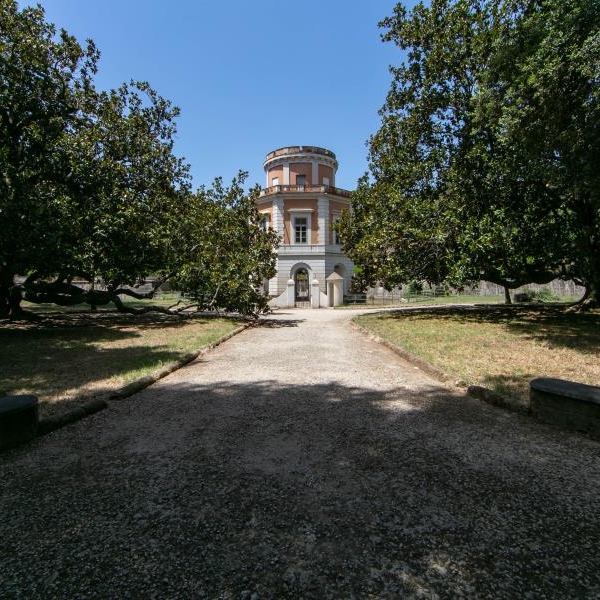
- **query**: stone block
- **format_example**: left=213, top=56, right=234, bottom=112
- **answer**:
left=530, top=378, right=600, bottom=438
left=0, top=395, right=39, bottom=451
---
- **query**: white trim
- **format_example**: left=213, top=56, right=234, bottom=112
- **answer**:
left=288, top=208, right=313, bottom=213
left=312, top=161, right=319, bottom=185
left=291, top=212, right=311, bottom=245
left=283, top=163, right=290, bottom=185
left=317, top=197, right=329, bottom=245
left=273, top=198, right=284, bottom=235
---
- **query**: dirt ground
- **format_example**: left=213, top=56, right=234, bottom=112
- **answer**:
left=1, top=308, right=600, bottom=599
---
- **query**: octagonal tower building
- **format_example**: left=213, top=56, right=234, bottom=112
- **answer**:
left=257, top=146, right=354, bottom=307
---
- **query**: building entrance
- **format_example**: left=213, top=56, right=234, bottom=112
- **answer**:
left=294, top=268, right=310, bottom=304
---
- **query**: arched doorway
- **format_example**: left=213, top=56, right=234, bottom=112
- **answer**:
left=294, top=268, right=310, bottom=303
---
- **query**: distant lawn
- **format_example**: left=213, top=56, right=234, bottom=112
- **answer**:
left=341, top=294, right=581, bottom=308
left=355, top=305, right=600, bottom=405
left=0, top=312, right=241, bottom=419
left=21, top=291, right=185, bottom=314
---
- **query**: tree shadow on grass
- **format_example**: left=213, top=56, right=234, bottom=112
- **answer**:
left=0, top=312, right=233, bottom=418
left=3, top=378, right=600, bottom=599
left=382, top=304, right=600, bottom=354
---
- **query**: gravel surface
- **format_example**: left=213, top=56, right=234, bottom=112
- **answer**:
left=2, top=308, right=600, bottom=599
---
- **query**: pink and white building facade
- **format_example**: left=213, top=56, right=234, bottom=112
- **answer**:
left=257, top=146, right=353, bottom=307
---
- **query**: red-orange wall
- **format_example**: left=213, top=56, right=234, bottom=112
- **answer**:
left=319, top=164, right=333, bottom=185
left=282, top=198, right=318, bottom=244
left=289, top=163, right=312, bottom=185
left=266, top=167, right=283, bottom=186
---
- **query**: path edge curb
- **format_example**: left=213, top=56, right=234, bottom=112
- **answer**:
left=351, top=321, right=451, bottom=384
left=34, top=322, right=251, bottom=440
left=351, top=319, right=529, bottom=415
left=109, top=322, right=251, bottom=400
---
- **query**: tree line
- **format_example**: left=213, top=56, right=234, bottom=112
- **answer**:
left=0, top=0, right=278, bottom=319
left=339, top=0, right=600, bottom=306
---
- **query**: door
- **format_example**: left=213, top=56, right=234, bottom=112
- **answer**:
left=294, top=269, right=309, bottom=302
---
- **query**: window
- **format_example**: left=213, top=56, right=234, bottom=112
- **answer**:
left=259, top=213, right=270, bottom=232
left=296, top=174, right=306, bottom=188
left=294, top=216, right=308, bottom=244
left=323, top=176, right=330, bottom=187
left=271, top=177, right=279, bottom=187
left=333, top=214, right=341, bottom=245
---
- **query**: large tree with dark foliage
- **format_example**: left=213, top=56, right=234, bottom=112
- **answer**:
left=0, top=0, right=98, bottom=315
left=339, top=0, right=599, bottom=305
left=1, top=1, right=278, bottom=318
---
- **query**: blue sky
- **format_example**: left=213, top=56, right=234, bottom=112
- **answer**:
left=23, top=1, right=417, bottom=191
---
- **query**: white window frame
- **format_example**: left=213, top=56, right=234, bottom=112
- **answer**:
left=290, top=211, right=312, bottom=245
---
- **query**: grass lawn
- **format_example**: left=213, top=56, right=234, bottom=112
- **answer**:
left=355, top=305, right=600, bottom=404
left=341, top=294, right=581, bottom=308
left=0, top=311, right=241, bottom=419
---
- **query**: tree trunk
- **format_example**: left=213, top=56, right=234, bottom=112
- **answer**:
left=504, top=285, right=512, bottom=305
left=577, top=281, right=599, bottom=311
left=8, top=284, right=25, bottom=319
left=0, top=271, right=15, bottom=318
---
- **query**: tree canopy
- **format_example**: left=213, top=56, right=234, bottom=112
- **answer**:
left=339, top=0, right=600, bottom=304
left=0, top=0, right=278, bottom=318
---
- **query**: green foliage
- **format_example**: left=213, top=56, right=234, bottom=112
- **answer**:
left=0, top=0, right=99, bottom=312
left=175, top=173, right=278, bottom=316
left=0, top=1, right=278, bottom=318
left=339, top=0, right=600, bottom=304
left=528, top=289, right=559, bottom=303
left=406, top=281, right=423, bottom=295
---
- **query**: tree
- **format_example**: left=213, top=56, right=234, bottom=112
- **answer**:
left=486, top=0, right=600, bottom=306
left=0, top=0, right=99, bottom=316
left=340, top=0, right=598, bottom=304
left=176, top=173, right=278, bottom=316
left=1, top=1, right=278, bottom=318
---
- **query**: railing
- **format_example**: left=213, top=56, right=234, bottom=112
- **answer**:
left=259, top=184, right=351, bottom=198
left=264, top=146, right=336, bottom=161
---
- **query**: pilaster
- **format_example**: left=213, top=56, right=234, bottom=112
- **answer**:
left=317, top=197, right=330, bottom=245
left=272, top=197, right=284, bottom=236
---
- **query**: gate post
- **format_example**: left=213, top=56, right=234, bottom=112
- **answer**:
left=326, top=272, right=344, bottom=307
left=311, top=278, right=320, bottom=308
left=286, top=278, right=295, bottom=308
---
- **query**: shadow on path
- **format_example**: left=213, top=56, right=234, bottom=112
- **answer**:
left=2, top=379, right=599, bottom=598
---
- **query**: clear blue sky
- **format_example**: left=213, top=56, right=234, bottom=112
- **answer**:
left=22, top=1, right=417, bottom=191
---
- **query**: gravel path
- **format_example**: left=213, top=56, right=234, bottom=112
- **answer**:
left=2, top=308, right=600, bottom=599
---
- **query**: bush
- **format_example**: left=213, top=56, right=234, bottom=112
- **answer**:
left=529, top=288, right=559, bottom=302
left=406, top=281, right=423, bottom=295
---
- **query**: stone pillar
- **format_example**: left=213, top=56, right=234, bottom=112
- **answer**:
left=311, top=279, right=320, bottom=308
left=286, top=279, right=295, bottom=308
left=311, top=161, right=319, bottom=185
left=326, top=272, right=344, bottom=307
left=318, top=197, right=329, bottom=245
left=272, top=197, right=284, bottom=236
left=0, top=395, right=39, bottom=451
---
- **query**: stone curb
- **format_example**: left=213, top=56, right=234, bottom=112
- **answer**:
left=38, top=399, right=108, bottom=437
left=351, top=321, right=452, bottom=384
left=351, top=320, right=529, bottom=415
left=32, top=322, right=251, bottom=441
left=109, top=322, right=251, bottom=400
left=467, top=384, right=531, bottom=415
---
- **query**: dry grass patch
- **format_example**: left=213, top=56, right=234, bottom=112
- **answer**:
left=0, top=312, right=241, bottom=418
left=355, top=305, right=600, bottom=404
